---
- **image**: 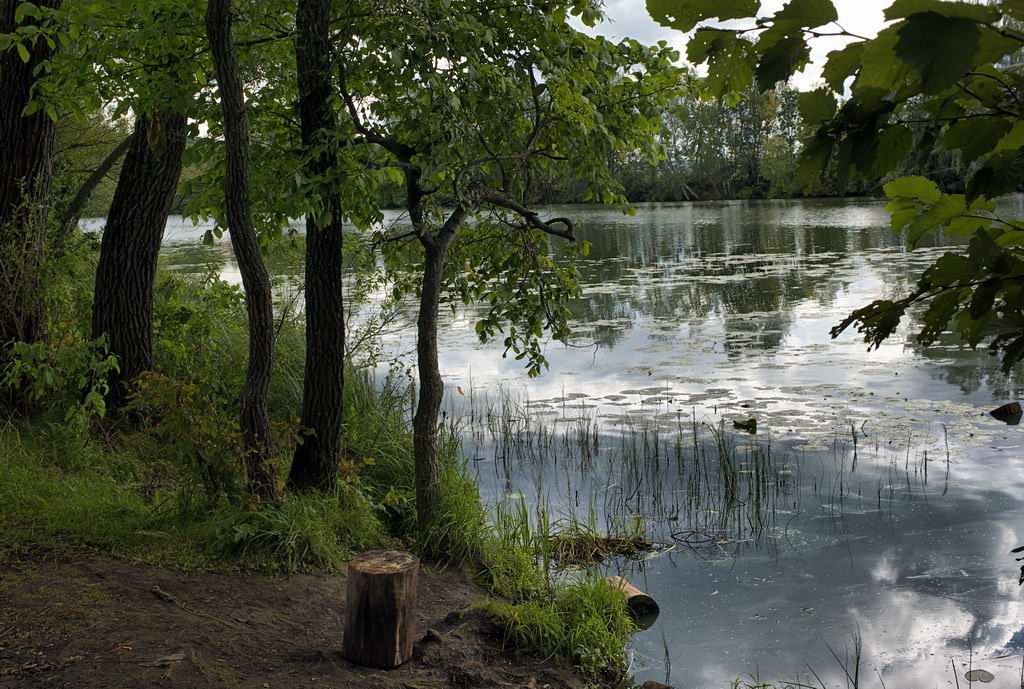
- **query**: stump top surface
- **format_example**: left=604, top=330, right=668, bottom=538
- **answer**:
left=350, top=549, right=419, bottom=574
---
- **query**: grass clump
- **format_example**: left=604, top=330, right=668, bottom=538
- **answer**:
left=212, top=485, right=390, bottom=571
left=479, top=576, right=636, bottom=680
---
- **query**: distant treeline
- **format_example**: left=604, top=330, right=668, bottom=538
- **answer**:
left=487, top=85, right=972, bottom=205
left=67, top=84, right=972, bottom=220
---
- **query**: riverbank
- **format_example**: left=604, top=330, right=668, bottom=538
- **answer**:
left=0, top=550, right=596, bottom=689
left=0, top=238, right=638, bottom=687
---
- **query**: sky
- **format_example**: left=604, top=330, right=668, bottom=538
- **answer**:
left=582, top=0, right=893, bottom=90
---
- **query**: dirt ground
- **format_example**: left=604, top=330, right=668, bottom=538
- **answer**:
left=0, top=552, right=593, bottom=689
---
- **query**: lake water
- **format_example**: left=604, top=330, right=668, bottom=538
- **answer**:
left=106, top=198, right=1024, bottom=688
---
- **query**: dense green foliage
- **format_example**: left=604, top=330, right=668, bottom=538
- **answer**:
left=650, top=0, right=1024, bottom=371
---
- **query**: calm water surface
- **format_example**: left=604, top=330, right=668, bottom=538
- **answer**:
left=107, top=198, right=1024, bottom=688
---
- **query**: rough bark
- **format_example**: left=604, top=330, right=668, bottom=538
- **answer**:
left=0, top=0, right=62, bottom=355
left=342, top=550, right=418, bottom=669
left=206, top=0, right=279, bottom=502
left=90, top=114, right=186, bottom=408
left=288, top=0, right=345, bottom=492
left=412, top=240, right=448, bottom=533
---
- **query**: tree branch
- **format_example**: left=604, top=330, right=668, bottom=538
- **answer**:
left=478, top=188, right=576, bottom=241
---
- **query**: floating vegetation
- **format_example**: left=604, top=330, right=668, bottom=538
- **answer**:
left=549, top=520, right=669, bottom=568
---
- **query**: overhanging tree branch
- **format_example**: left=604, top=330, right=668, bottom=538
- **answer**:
left=477, top=188, right=576, bottom=241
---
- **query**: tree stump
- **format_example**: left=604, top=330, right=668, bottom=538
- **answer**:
left=343, top=550, right=419, bottom=669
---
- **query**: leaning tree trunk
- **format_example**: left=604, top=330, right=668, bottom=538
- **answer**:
left=0, top=0, right=62, bottom=359
left=206, top=0, right=278, bottom=502
left=288, top=0, right=346, bottom=492
left=91, top=114, right=186, bottom=408
left=412, top=238, right=453, bottom=534
left=57, top=132, right=131, bottom=246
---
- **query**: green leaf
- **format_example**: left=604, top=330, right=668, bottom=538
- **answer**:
left=946, top=212, right=994, bottom=237
left=689, top=30, right=756, bottom=98
left=996, top=230, right=1024, bottom=247
left=16, top=41, right=29, bottom=63
left=853, top=26, right=913, bottom=103
left=941, top=118, right=1013, bottom=165
left=884, top=175, right=942, bottom=202
left=797, top=88, right=836, bottom=124
left=872, top=125, right=914, bottom=177
left=647, top=0, right=759, bottom=32
left=798, top=134, right=833, bottom=184
left=967, top=226, right=1004, bottom=268
left=888, top=199, right=920, bottom=232
left=757, top=0, right=837, bottom=52
left=895, top=14, right=981, bottom=94
left=772, top=0, right=837, bottom=27
left=966, top=278, right=999, bottom=319
left=905, top=194, right=967, bottom=248
left=756, top=33, right=810, bottom=90
left=967, top=150, right=1024, bottom=202
left=885, top=0, right=1000, bottom=22
left=918, top=287, right=969, bottom=345
left=965, top=65, right=1010, bottom=108
left=822, top=43, right=864, bottom=92
left=14, top=2, right=40, bottom=24
left=974, top=26, right=1021, bottom=68
left=925, top=253, right=976, bottom=286
left=993, top=120, right=1024, bottom=155
left=21, top=99, right=38, bottom=116
left=0, top=34, right=11, bottom=52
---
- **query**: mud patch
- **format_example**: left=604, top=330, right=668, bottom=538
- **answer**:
left=0, top=553, right=593, bottom=689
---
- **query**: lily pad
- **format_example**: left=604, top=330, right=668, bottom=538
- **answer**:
left=965, top=669, right=995, bottom=683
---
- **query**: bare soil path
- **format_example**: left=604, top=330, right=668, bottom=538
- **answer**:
left=0, top=552, right=588, bottom=689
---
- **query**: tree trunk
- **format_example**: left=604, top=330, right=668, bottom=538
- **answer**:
left=91, top=114, right=186, bottom=408
left=412, top=239, right=451, bottom=533
left=206, top=0, right=278, bottom=502
left=57, top=133, right=131, bottom=245
left=0, top=0, right=62, bottom=357
left=288, top=0, right=345, bottom=492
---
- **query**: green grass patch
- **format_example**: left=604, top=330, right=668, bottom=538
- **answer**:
left=479, top=575, right=637, bottom=680
left=0, top=421, right=392, bottom=572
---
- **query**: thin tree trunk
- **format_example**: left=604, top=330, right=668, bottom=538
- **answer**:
left=57, top=133, right=131, bottom=245
left=0, top=0, right=62, bottom=356
left=288, top=0, right=345, bottom=492
left=206, top=0, right=278, bottom=502
left=91, top=114, right=186, bottom=408
left=412, top=239, right=450, bottom=533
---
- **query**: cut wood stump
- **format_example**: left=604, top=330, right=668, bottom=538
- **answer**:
left=607, top=575, right=659, bottom=629
left=343, top=550, right=419, bottom=669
